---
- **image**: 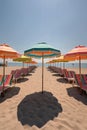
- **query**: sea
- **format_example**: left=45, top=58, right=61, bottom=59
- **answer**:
left=4, top=62, right=87, bottom=68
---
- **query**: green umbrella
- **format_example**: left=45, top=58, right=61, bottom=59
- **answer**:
left=24, top=42, right=61, bottom=93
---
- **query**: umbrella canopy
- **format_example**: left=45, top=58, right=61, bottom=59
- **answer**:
left=48, top=55, right=75, bottom=63
left=47, top=55, right=75, bottom=68
left=25, top=60, right=38, bottom=67
left=13, top=55, right=32, bottom=68
left=54, top=55, right=68, bottom=62
left=24, top=42, right=61, bottom=93
left=25, top=60, right=37, bottom=64
left=13, top=55, right=32, bottom=62
left=65, top=45, right=87, bottom=75
left=0, top=43, right=20, bottom=95
left=24, top=42, right=61, bottom=57
left=0, top=43, right=20, bottom=58
left=48, top=55, right=69, bottom=68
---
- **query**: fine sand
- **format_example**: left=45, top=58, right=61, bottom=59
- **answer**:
left=0, top=66, right=87, bottom=130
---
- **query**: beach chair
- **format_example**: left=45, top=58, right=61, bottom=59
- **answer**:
left=67, top=70, right=75, bottom=83
left=74, top=74, right=87, bottom=94
left=13, top=69, right=22, bottom=83
left=21, top=68, right=29, bottom=76
left=11, top=70, right=16, bottom=76
left=4, top=74, right=13, bottom=86
left=0, top=75, right=4, bottom=85
left=59, top=68, right=64, bottom=77
left=69, top=71, right=75, bottom=78
left=81, top=74, right=87, bottom=84
left=0, top=74, right=13, bottom=95
left=62, top=69, right=70, bottom=80
left=62, top=69, right=75, bottom=83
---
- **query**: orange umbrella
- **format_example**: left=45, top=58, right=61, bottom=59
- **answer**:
left=48, top=55, right=75, bottom=63
left=53, top=55, right=69, bottom=68
left=55, top=55, right=76, bottom=68
left=25, top=60, right=37, bottom=67
left=47, top=55, right=75, bottom=68
left=65, top=45, right=87, bottom=75
left=0, top=43, right=20, bottom=95
left=26, top=60, right=37, bottom=64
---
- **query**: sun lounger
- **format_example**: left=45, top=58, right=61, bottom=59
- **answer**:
left=0, top=75, right=4, bottom=85
left=21, top=68, right=29, bottom=76
left=67, top=71, right=75, bottom=83
left=0, top=74, right=13, bottom=95
left=61, top=69, right=75, bottom=83
left=13, top=69, right=22, bottom=83
left=81, top=74, right=87, bottom=84
left=74, top=74, right=87, bottom=93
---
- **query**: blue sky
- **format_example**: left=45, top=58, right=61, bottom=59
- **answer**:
left=0, top=0, right=87, bottom=55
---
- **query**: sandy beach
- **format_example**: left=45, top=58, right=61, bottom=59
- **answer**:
left=0, top=66, right=87, bottom=130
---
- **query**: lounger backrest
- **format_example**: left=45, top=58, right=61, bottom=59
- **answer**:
left=62, top=69, right=68, bottom=78
left=74, top=74, right=86, bottom=87
left=81, top=74, right=87, bottom=84
left=11, top=70, right=16, bottom=75
left=69, top=71, right=75, bottom=78
left=65, top=70, right=70, bottom=78
left=13, top=69, right=22, bottom=79
left=0, top=75, right=4, bottom=85
left=74, top=74, right=81, bottom=85
left=4, top=74, right=12, bottom=86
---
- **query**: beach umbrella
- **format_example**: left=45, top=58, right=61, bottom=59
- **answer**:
left=65, top=45, right=87, bottom=75
left=0, top=43, right=20, bottom=95
left=13, top=55, right=32, bottom=68
left=54, top=55, right=76, bottom=68
left=25, top=60, right=37, bottom=64
left=24, top=60, right=38, bottom=67
left=55, top=55, right=68, bottom=68
left=25, top=60, right=38, bottom=66
left=47, top=55, right=74, bottom=68
left=24, top=42, right=61, bottom=93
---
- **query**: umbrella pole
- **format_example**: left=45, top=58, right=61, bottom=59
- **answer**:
left=23, top=62, right=24, bottom=68
left=1, top=57, right=5, bottom=97
left=79, top=57, right=81, bottom=76
left=42, top=53, right=44, bottom=93
left=27, top=63, right=28, bottom=68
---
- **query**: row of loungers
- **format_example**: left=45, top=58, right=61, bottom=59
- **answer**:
left=0, top=65, right=37, bottom=96
left=11, top=65, right=37, bottom=83
left=48, top=66, right=87, bottom=94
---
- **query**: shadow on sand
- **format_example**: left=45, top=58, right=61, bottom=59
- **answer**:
left=52, top=73, right=60, bottom=77
left=57, top=78, right=68, bottom=84
left=0, top=86, right=20, bottom=103
left=30, top=70, right=36, bottom=73
left=17, top=91, right=62, bottom=128
left=67, top=87, right=87, bottom=105
left=47, top=68, right=55, bottom=73
left=17, top=77, right=29, bottom=83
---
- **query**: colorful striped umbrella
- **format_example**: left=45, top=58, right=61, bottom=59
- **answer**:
left=65, top=45, right=87, bottom=75
left=0, top=43, right=20, bottom=96
left=24, top=42, right=61, bottom=93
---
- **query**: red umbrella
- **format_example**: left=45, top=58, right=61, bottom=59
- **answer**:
left=65, top=45, right=87, bottom=75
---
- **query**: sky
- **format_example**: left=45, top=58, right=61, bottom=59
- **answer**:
left=0, top=0, right=87, bottom=57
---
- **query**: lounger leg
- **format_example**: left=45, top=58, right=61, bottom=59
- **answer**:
left=72, top=80, right=75, bottom=87
left=79, top=89, right=83, bottom=95
left=1, top=91, right=5, bottom=97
